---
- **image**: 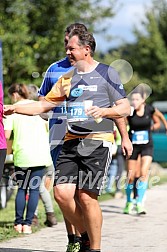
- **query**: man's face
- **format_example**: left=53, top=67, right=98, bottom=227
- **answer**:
left=66, top=35, right=87, bottom=66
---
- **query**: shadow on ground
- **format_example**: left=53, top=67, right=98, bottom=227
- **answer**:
left=101, top=204, right=124, bottom=214
left=100, top=204, right=122, bottom=209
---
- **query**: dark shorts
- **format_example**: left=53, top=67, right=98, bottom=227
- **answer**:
left=130, top=143, right=153, bottom=160
left=54, top=138, right=112, bottom=195
left=50, top=144, right=63, bottom=169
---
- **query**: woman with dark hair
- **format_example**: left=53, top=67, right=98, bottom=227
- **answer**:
left=124, top=85, right=160, bottom=215
left=0, top=81, right=7, bottom=180
left=4, top=83, right=52, bottom=234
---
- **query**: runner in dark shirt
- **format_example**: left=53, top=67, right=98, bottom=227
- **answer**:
left=124, top=86, right=160, bottom=215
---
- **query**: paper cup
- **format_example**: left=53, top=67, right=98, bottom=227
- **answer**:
left=83, top=100, right=93, bottom=111
left=94, top=117, right=103, bottom=123
left=84, top=100, right=103, bottom=123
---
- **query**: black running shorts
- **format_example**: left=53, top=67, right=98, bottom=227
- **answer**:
left=54, top=138, right=112, bottom=195
left=130, top=143, right=153, bottom=160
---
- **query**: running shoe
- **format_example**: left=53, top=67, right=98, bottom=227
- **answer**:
left=66, top=242, right=80, bottom=252
left=79, top=240, right=90, bottom=252
left=136, top=203, right=146, bottom=215
left=14, top=224, right=22, bottom=233
left=123, top=202, right=133, bottom=214
left=22, top=225, right=32, bottom=234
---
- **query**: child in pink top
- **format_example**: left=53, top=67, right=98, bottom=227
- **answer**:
left=0, top=81, right=7, bottom=180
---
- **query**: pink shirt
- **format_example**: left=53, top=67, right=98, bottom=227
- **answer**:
left=0, top=81, right=7, bottom=149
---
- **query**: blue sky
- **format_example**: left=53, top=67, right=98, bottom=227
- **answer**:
left=95, top=0, right=152, bottom=52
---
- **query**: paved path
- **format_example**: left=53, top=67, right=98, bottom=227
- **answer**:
left=0, top=183, right=167, bottom=252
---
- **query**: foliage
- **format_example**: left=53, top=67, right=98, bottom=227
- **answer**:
left=0, top=0, right=37, bottom=86
left=118, top=0, right=167, bottom=102
left=95, top=49, right=146, bottom=96
left=98, top=0, right=167, bottom=102
left=0, top=0, right=116, bottom=103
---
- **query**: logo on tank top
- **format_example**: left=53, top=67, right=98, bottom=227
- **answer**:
left=71, top=88, right=83, bottom=97
left=78, top=85, right=97, bottom=91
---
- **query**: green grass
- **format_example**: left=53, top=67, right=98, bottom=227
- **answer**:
left=98, top=192, right=115, bottom=202
left=0, top=192, right=18, bottom=241
left=158, top=163, right=167, bottom=168
left=155, top=174, right=167, bottom=185
left=0, top=189, right=63, bottom=242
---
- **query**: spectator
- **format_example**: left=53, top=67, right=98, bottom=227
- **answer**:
left=114, top=126, right=127, bottom=198
left=105, top=126, right=118, bottom=194
left=27, top=84, right=57, bottom=227
left=0, top=81, right=6, bottom=180
left=4, top=83, right=52, bottom=234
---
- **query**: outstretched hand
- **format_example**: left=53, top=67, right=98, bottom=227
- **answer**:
left=3, top=105, right=15, bottom=116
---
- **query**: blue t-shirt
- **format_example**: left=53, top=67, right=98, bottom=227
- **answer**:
left=39, top=57, right=72, bottom=97
left=38, top=57, right=72, bottom=159
left=39, top=57, right=73, bottom=124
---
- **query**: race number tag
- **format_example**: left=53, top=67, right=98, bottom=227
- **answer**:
left=67, top=102, right=88, bottom=122
left=132, top=130, right=149, bottom=144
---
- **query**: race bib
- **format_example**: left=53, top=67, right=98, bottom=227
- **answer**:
left=67, top=102, right=88, bottom=122
left=131, top=130, right=149, bottom=144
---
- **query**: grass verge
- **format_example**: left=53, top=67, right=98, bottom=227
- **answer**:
left=0, top=190, right=63, bottom=242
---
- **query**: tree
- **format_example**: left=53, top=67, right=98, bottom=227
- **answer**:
left=118, top=0, right=167, bottom=101
left=95, top=47, right=146, bottom=97
left=0, top=0, right=116, bottom=103
left=0, top=0, right=37, bottom=86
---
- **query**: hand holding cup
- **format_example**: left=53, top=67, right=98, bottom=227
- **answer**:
left=84, top=100, right=103, bottom=123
